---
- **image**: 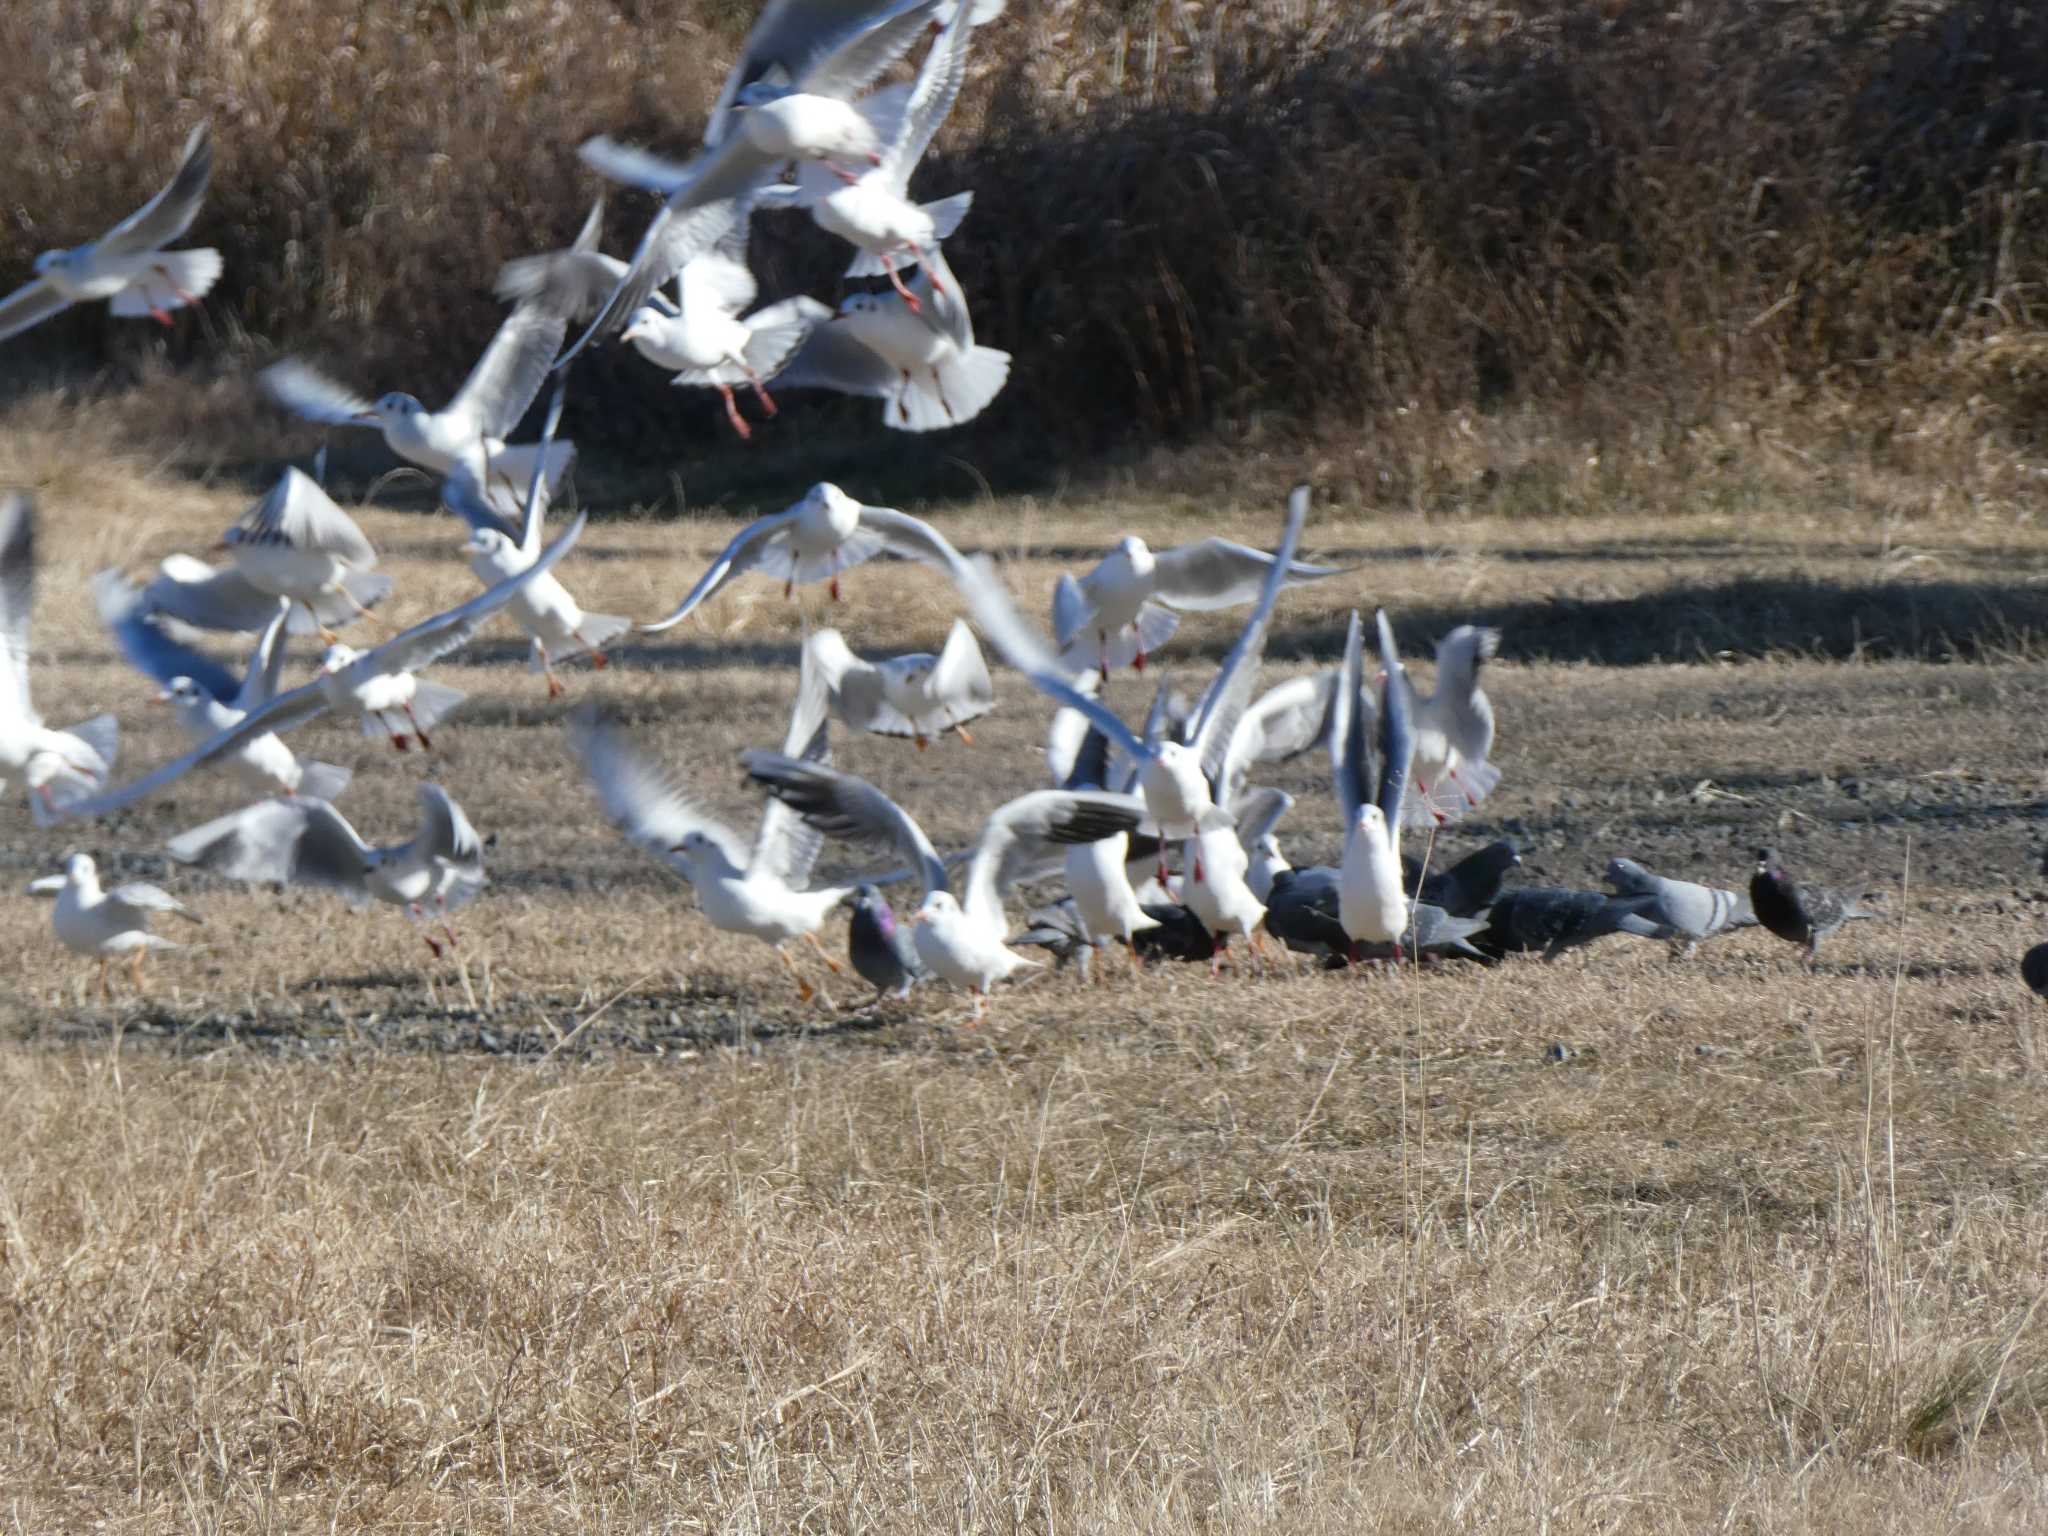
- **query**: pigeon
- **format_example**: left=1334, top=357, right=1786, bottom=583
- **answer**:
left=0, top=124, right=220, bottom=343
left=642, top=482, right=965, bottom=630
left=805, top=620, right=995, bottom=747
left=1049, top=521, right=1350, bottom=680
left=2023, top=943, right=2048, bottom=1000
left=1405, top=839, right=1521, bottom=918
left=166, top=783, right=485, bottom=958
left=772, top=245, right=1010, bottom=431
left=1469, top=887, right=1665, bottom=963
left=96, top=581, right=351, bottom=802
left=1396, top=625, right=1502, bottom=826
left=571, top=655, right=849, bottom=1004
left=0, top=492, right=119, bottom=823
left=741, top=752, right=1144, bottom=1020
left=1264, top=868, right=1490, bottom=966
left=1129, top=903, right=1220, bottom=966
left=29, top=853, right=199, bottom=997
left=848, top=882, right=923, bottom=1001
left=1332, top=610, right=1417, bottom=955
left=1008, top=897, right=1099, bottom=976
left=52, top=514, right=588, bottom=820
left=217, top=468, right=394, bottom=642
left=1604, top=856, right=1757, bottom=958
left=1749, top=848, right=1880, bottom=964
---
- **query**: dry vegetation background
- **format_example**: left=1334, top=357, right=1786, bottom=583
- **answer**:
left=10, top=0, right=2048, bottom=1529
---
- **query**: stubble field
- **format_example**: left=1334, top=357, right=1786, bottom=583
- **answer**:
left=6, top=420, right=2048, bottom=1530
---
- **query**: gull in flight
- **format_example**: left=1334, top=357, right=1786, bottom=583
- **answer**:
left=0, top=124, right=220, bottom=343
left=773, top=245, right=1009, bottom=431
left=1394, top=624, right=1503, bottom=825
left=0, top=493, right=118, bottom=822
left=442, top=425, right=628, bottom=696
left=29, top=854, right=200, bottom=998
left=51, top=513, right=587, bottom=821
left=804, top=619, right=994, bottom=748
left=1051, top=525, right=1350, bottom=681
left=1330, top=610, right=1419, bottom=958
left=742, top=752, right=1144, bottom=1021
left=572, top=656, right=854, bottom=1003
left=96, top=576, right=351, bottom=802
left=215, top=468, right=394, bottom=642
left=641, top=481, right=964, bottom=630
left=167, top=783, right=486, bottom=959
left=562, top=0, right=952, bottom=364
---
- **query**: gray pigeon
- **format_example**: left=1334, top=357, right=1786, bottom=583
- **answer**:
left=1604, top=856, right=1757, bottom=958
left=1470, top=887, right=1665, bottom=962
left=1265, top=867, right=1491, bottom=965
left=847, top=882, right=922, bottom=1001
left=1749, top=848, right=1880, bottom=964
left=1404, top=839, right=1521, bottom=918
left=1009, top=897, right=1099, bottom=979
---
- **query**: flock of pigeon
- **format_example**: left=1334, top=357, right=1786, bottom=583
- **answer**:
left=1, top=0, right=1907, bottom=1018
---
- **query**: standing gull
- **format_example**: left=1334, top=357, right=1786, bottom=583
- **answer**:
left=641, top=482, right=964, bottom=630
left=166, top=783, right=485, bottom=958
left=0, top=493, right=119, bottom=823
left=805, top=619, right=994, bottom=748
left=29, top=854, right=200, bottom=997
left=1330, top=610, right=1419, bottom=957
left=0, top=124, right=220, bottom=343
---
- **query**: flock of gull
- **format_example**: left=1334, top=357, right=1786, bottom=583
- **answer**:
left=2, top=0, right=1893, bottom=1016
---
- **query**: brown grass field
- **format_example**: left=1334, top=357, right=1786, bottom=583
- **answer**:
left=7, top=408, right=2048, bottom=1530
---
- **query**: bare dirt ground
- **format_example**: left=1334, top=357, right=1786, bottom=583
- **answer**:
left=6, top=422, right=2048, bottom=1529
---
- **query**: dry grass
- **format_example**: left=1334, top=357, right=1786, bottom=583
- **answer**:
left=5, top=415, right=2048, bottom=1526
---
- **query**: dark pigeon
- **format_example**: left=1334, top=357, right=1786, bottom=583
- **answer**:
left=1010, top=897, right=1099, bottom=977
left=847, top=883, right=922, bottom=1000
left=1748, top=848, right=1879, bottom=963
left=2023, top=943, right=2048, bottom=1000
left=1265, top=866, right=1492, bottom=965
left=1130, top=903, right=1219, bottom=965
left=1604, top=856, right=1757, bottom=958
left=1403, top=839, right=1521, bottom=917
left=1470, top=887, right=1665, bottom=962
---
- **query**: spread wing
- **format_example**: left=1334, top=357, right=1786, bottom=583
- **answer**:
left=445, top=296, right=574, bottom=441
left=740, top=753, right=948, bottom=901
left=357, top=512, right=586, bottom=677
left=231, top=468, right=378, bottom=567
left=929, top=618, right=993, bottom=713
left=0, top=280, right=70, bottom=344
left=770, top=312, right=901, bottom=397
left=1373, top=610, right=1414, bottom=835
left=167, top=796, right=374, bottom=896
left=706, top=0, right=936, bottom=141
left=570, top=705, right=749, bottom=875
left=858, top=505, right=966, bottom=569
left=0, top=492, right=35, bottom=723
left=749, top=634, right=833, bottom=889
left=640, top=507, right=800, bottom=632
left=879, top=0, right=973, bottom=193
left=100, top=123, right=213, bottom=257
left=140, top=554, right=290, bottom=634
left=232, top=603, right=295, bottom=712
left=93, top=566, right=255, bottom=703
left=259, top=359, right=376, bottom=426
left=1330, top=611, right=1370, bottom=828
left=416, top=783, right=487, bottom=894
left=1149, top=535, right=1350, bottom=612
left=962, top=788, right=1144, bottom=928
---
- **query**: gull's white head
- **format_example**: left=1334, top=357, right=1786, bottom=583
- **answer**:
left=798, top=482, right=861, bottom=538
left=159, top=677, right=210, bottom=713
left=64, top=852, right=95, bottom=883
left=32, top=249, right=71, bottom=276
left=914, top=890, right=959, bottom=926
left=318, top=644, right=359, bottom=675
left=835, top=291, right=886, bottom=321
left=1113, top=535, right=1153, bottom=572
left=360, top=392, right=422, bottom=425
left=1352, top=804, right=1388, bottom=842
left=460, top=528, right=511, bottom=561
left=620, top=307, right=666, bottom=348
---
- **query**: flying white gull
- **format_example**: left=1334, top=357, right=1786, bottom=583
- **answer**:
left=216, top=468, right=394, bottom=642
left=441, top=424, right=628, bottom=696
left=570, top=652, right=850, bottom=1004
left=773, top=245, right=1009, bottom=431
left=51, top=513, right=588, bottom=821
left=742, top=752, right=1144, bottom=1020
left=0, top=493, right=119, bottom=823
left=562, top=0, right=949, bottom=364
left=0, top=124, right=220, bottom=344
left=29, top=853, right=200, bottom=998
left=805, top=619, right=994, bottom=747
left=96, top=576, right=351, bottom=802
left=1051, top=526, right=1349, bottom=681
left=167, top=783, right=486, bottom=959
left=641, top=481, right=964, bottom=631
left=1331, top=610, right=1419, bottom=957
left=1394, top=624, right=1503, bottom=826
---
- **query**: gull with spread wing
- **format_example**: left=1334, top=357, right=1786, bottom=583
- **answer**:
left=0, top=493, right=118, bottom=823
left=96, top=577, right=351, bottom=802
left=642, top=481, right=964, bottom=630
left=773, top=245, right=1009, bottom=431
left=1395, top=624, right=1502, bottom=826
left=742, top=752, right=1144, bottom=1021
left=167, top=783, right=485, bottom=958
left=0, top=124, right=220, bottom=343
left=571, top=656, right=850, bottom=1003
left=215, top=468, right=394, bottom=643
left=51, top=513, right=587, bottom=821
left=29, top=854, right=200, bottom=998
left=805, top=619, right=993, bottom=748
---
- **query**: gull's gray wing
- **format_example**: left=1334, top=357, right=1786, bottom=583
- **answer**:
left=947, top=552, right=1151, bottom=765
left=910, top=244, right=976, bottom=352
left=706, top=0, right=936, bottom=141
left=139, top=554, right=287, bottom=634
left=92, top=567, right=249, bottom=702
left=0, top=280, right=69, bottom=344
left=1149, top=534, right=1350, bottom=613
left=750, top=633, right=833, bottom=890
left=100, top=123, right=213, bottom=257
left=232, top=603, right=295, bottom=712
left=1232, top=786, right=1294, bottom=848
left=798, top=0, right=947, bottom=101
left=1050, top=572, right=1090, bottom=651
left=259, top=359, right=376, bottom=426
left=0, top=492, right=35, bottom=722
left=640, top=507, right=800, bottom=632
left=879, top=0, right=974, bottom=192
left=445, top=292, right=576, bottom=442
left=770, top=312, right=901, bottom=397
left=569, top=705, right=750, bottom=874
left=439, top=455, right=521, bottom=542
left=356, top=513, right=586, bottom=678
left=857, top=505, right=966, bottom=569
left=230, top=468, right=377, bottom=567
left=1330, top=611, right=1369, bottom=828
left=167, top=796, right=374, bottom=897
left=415, top=783, right=486, bottom=899
left=491, top=199, right=625, bottom=322
left=741, top=753, right=948, bottom=901
left=1183, top=484, right=1308, bottom=791
left=962, top=788, right=1145, bottom=929
left=1373, top=609, right=1414, bottom=834
left=929, top=618, right=994, bottom=714
left=103, top=882, right=200, bottom=928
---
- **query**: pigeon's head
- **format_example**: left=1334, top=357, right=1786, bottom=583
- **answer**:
left=362, top=392, right=421, bottom=424
left=1606, top=856, right=1653, bottom=892
left=855, top=883, right=894, bottom=933
left=317, top=644, right=360, bottom=675
left=1755, top=848, right=1785, bottom=881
